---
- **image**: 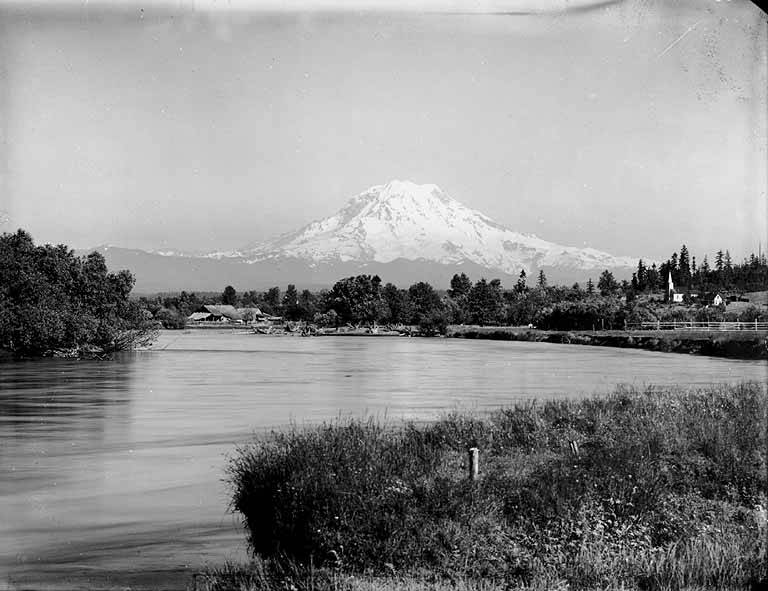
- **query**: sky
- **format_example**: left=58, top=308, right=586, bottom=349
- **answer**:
left=0, top=0, right=766, bottom=263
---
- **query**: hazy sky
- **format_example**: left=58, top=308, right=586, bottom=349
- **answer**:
left=1, top=0, right=766, bottom=262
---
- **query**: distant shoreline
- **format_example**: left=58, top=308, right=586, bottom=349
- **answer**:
left=448, top=326, right=768, bottom=360
left=169, top=325, right=768, bottom=359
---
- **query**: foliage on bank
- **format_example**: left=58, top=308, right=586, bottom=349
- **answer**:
left=225, top=383, right=767, bottom=590
left=0, top=229, right=157, bottom=356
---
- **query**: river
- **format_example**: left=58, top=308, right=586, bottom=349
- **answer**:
left=1, top=331, right=765, bottom=590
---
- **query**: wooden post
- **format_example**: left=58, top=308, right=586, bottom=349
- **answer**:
left=468, top=447, right=479, bottom=481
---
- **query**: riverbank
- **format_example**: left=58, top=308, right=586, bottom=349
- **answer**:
left=176, top=324, right=768, bottom=360
left=207, top=383, right=767, bottom=591
left=448, top=326, right=768, bottom=360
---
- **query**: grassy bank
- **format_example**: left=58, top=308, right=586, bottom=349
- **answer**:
left=205, top=383, right=768, bottom=591
left=449, top=326, right=768, bottom=360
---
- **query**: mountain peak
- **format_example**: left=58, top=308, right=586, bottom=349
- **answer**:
left=238, top=181, right=636, bottom=275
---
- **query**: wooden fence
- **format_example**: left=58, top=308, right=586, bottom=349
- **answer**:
left=627, top=320, right=768, bottom=332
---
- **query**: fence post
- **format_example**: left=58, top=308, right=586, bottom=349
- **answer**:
left=468, top=447, right=479, bottom=482
left=756, top=319, right=759, bottom=332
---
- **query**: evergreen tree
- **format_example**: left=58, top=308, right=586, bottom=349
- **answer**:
left=647, top=263, right=660, bottom=291
left=537, top=270, right=547, bottom=289
left=679, top=245, right=690, bottom=284
left=715, top=250, right=725, bottom=273
left=515, top=270, right=527, bottom=294
left=586, top=277, right=595, bottom=295
left=636, top=259, right=648, bottom=291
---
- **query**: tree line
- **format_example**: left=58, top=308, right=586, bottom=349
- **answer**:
left=148, top=269, right=660, bottom=334
left=150, top=250, right=768, bottom=333
left=633, top=245, right=768, bottom=294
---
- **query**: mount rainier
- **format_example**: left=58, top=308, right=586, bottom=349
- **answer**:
left=94, top=180, right=637, bottom=292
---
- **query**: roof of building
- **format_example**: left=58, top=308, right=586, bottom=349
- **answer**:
left=188, top=312, right=213, bottom=321
left=196, top=304, right=240, bottom=319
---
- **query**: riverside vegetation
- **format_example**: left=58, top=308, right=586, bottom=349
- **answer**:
left=200, top=383, right=768, bottom=591
left=0, top=230, right=157, bottom=357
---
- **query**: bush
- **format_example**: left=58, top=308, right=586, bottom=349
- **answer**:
left=155, top=307, right=187, bottom=329
left=228, top=383, right=767, bottom=588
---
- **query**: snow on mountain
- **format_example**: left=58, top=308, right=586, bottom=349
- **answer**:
left=234, top=180, right=636, bottom=276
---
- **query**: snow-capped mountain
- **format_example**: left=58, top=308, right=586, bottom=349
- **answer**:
left=234, top=180, right=635, bottom=276
left=89, top=181, right=639, bottom=292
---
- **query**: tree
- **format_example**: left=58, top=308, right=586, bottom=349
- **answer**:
left=715, top=250, right=725, bottom=273
left=381, top=283, right=411, bottom=325
left=515, top=270, right=527, bottom=294
left=327, top=275, right=386, bottom=326
left=586, top=277, right=595, bottom=295
left=407, top=281, right=442, bottom=325
left=647, top=263, right=660, bottom=291
left=448, top=273, right=472, bottom=300
left=537, top=270, right=547, bottom=289
left=221, top=285, right=237, bottom=306
left=0, top=229, right=157, bottom=356
left=467, top=278, right=504, bottom=325
left=679, top=244, right=690, bottom=284
left=263, top=287, right=282, bottom=315
left=282, top=284, right=301, bottom=320
left=298, top=289, right=318, bottom=321
left=597, top=270, right=619, bottom=296
left=447, top=273, right=471, bottom=324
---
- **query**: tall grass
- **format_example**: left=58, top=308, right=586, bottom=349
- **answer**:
left=224, top=383, right=767, bottom=590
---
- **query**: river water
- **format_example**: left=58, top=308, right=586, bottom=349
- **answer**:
left=1, top=331, right=765, bottom=589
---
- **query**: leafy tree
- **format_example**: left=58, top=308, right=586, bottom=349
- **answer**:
left=468, top=278, right=504, bottom=325
left=298, top=289, right=318, bottom=321
left=222, top=285, right=237, bottom=306
left=282, top=284, right=301, bottom=321
left=263, top=287, right=282, bottom=315
left=448, top=273, right=472, bottom=300
left=327, top=275, right=386, bottom=326
left=155, top=307, right=186, bottom=329
left=597, top=270, right=619, bottom=296
left=313, top=309, right=339, bottom=328
left=418, top=308, right=451, bottom=336
left=407, top=281, right=442, bottom=325
left=382, top=283, right=412, bottom=325
left=0, top=229, right=157, bottom=356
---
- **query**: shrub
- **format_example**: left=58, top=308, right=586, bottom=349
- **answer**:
left=228, top=383, right=768, bottom=588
